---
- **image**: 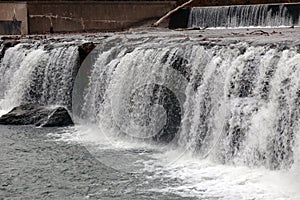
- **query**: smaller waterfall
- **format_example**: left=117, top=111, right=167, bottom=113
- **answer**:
left=0, top=43, right=79, bottom=112
left=188, top=3, right=300, bottom=28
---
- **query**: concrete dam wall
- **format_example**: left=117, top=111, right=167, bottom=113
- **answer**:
left=0, top=1, right=176, bottom=34
left=0, top=0, right=299, bottom=35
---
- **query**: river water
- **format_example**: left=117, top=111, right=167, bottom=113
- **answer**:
left=0, top=124, right=299, bottom=199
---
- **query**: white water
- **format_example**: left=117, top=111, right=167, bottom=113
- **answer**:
left=1, top=31, right=300, bottom=199
left=55, top=125, right=300, bottom=199
left=75, top=38, right=300, bottom=168
left=71, top=36, right=300, bottom=199
left=0, top=43, right=79, bottom=112
left=188, top=4, right=300, bottom=28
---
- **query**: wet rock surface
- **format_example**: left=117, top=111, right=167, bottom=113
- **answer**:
left=0, top=104, right=74, bottom=127
left=78, top=42, right=96, bottom=64
left=37, top=107, right=74, bottom=127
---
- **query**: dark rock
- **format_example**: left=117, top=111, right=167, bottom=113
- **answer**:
left=78, top=42, right=96, bottom=64
left=37, top=107, right=74, bottom=127
left=0, top=104, right=74, bottom=127
left=0, top=104, right=48, bottom=125
left=0, top=36, right=21, bottom=40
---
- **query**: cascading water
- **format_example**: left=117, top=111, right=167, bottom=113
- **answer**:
left=188, top=3, right=300, bottom=28
left=1, top=30, right=300, bottom=199
left=72, top=34, right=300, bottom=171
left=0, top=42, right=79, bottom=113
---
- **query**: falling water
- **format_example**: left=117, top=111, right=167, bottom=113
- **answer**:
left=188, top=4, right=300, bottom=28
left=72, top=35, right=300, bottom=170
left=0, top=42, right=79, bottom=112
left=1, top=31, right=300, bottom=198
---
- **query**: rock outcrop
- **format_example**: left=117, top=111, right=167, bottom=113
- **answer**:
left=0, top=104, right=74, bottom=127
left=78, top=42, right=95, bottom=64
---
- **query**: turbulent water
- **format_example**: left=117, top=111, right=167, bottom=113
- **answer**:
left=73, top=34, right=300, bottom=170
left=1, top=29, right=300, bottom=199
left=188, top=4, right=300, bottom=28
left=0, top=42, right=79, bottom=112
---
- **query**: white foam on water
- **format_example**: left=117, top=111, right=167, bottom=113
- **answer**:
left=56, top=126, right=300, bottom=200
left=58, top=125, right=158, bottom=150
left=145, top=149, right=300, bottom=200
left=54, top=125, right=166, bottom=173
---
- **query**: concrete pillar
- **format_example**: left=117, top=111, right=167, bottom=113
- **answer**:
left=0, top=2, right=28, bottom=35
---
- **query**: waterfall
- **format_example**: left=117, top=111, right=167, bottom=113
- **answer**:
left=72, top=35, right=300, bottom=170
left=0, top=33, right=299, bottom=171
left=188, top=3, right=300, bottom=28
left=0, top=42, right=79, bottom=112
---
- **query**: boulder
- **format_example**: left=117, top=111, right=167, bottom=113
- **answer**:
left=36, top=107, right=74, bottom=127
left=0, top=104, right=74, bottom=127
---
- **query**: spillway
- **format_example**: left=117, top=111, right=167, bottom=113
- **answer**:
left=188, top=3, right=300, bottom=28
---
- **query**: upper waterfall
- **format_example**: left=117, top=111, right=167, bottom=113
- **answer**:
left=188, top=3, right=300, bottom=28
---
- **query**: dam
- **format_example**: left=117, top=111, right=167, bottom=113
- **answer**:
left=1, top=1, right=300, bottom=199
left=0, top=1, right=176, bottom=34
left=1, top=28, right=300, bottom=198
left=1, top=1, right=300, bottom=34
